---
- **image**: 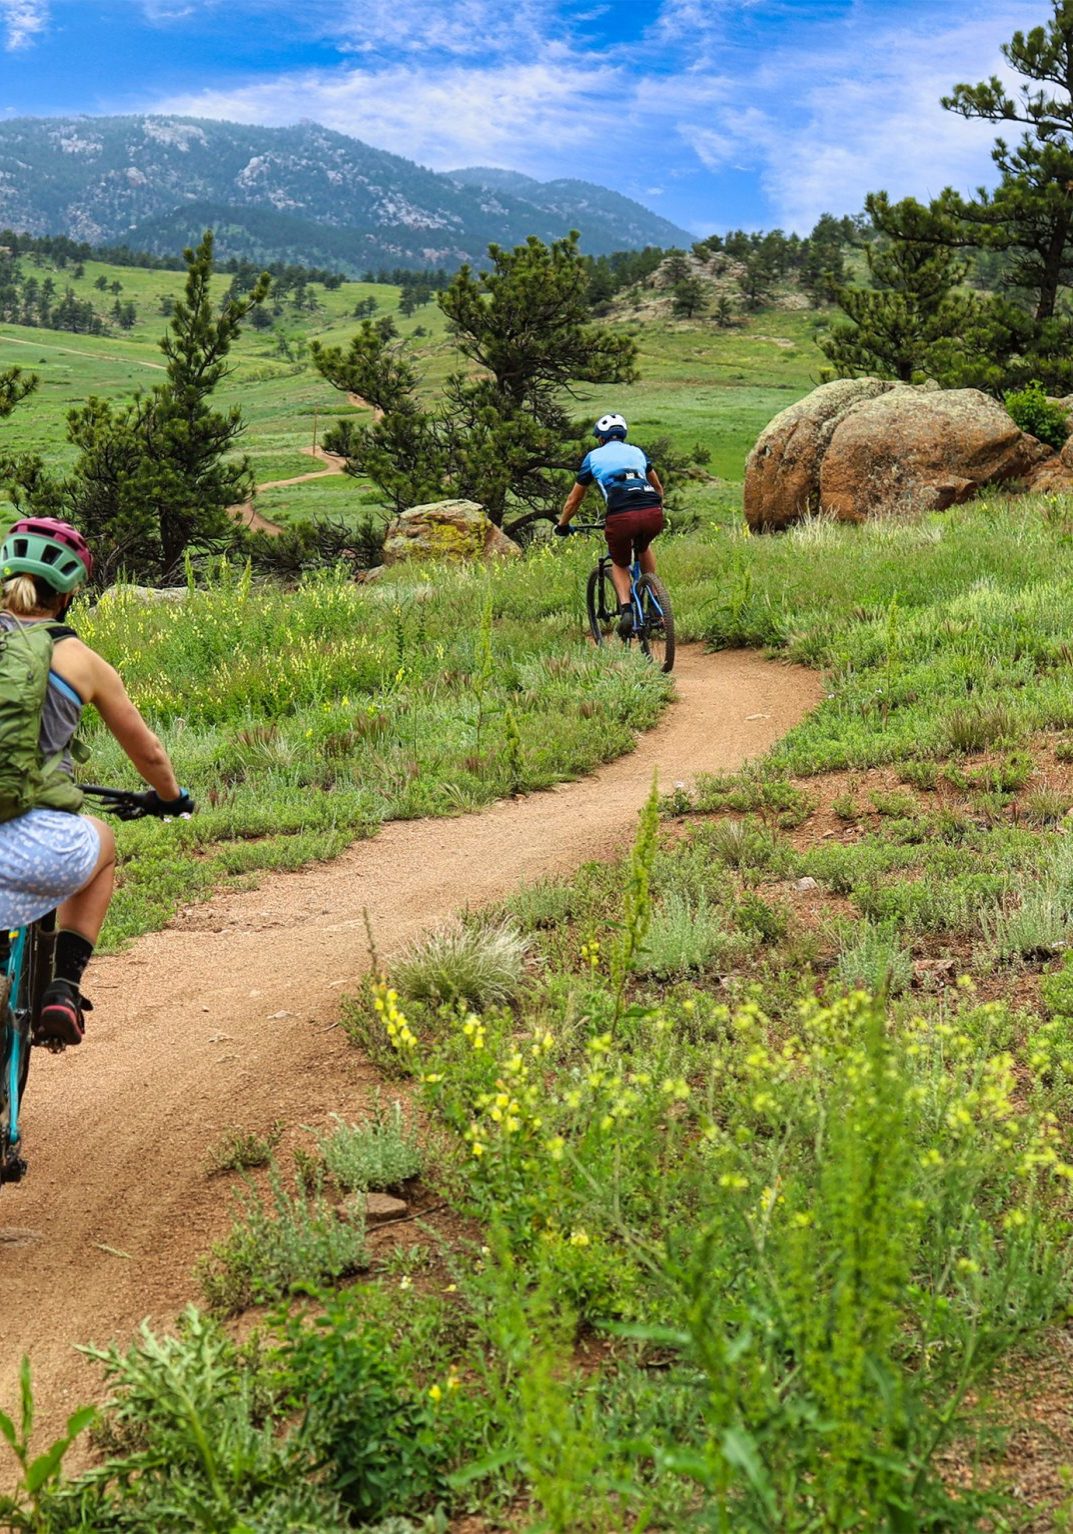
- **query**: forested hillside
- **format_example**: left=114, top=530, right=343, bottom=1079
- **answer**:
left=0, top=115, right=691, bottom=270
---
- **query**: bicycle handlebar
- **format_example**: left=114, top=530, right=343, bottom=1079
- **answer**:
left=80, top=785, right=195, bottom=822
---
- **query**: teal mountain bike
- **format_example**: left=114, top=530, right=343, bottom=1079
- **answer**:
left=0, top=785, right=190, bottom=1185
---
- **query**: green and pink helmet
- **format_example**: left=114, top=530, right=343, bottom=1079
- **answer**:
left=0, top=518, right=94, bottom=594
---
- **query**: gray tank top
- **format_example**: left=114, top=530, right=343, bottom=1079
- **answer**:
left=0, top=613, right=83, bottom=775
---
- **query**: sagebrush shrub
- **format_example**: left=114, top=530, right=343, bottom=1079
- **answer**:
left=833, top=919, right=912, bottom=996
left=197, top=1169, right=365, bottom=1315
left=317, top=1099, right=423, bottom=1192
left=636, top=892, right=727, bottom=978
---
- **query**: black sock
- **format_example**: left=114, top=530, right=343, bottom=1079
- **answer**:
left=54, top=931, right=93, bottom=989
left=619, top=601, right=632, bottom=613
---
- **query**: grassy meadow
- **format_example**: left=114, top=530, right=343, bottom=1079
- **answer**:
left=0, top=259, right=823, bottom=522
left=10, top=263, right=1073, bottom=1531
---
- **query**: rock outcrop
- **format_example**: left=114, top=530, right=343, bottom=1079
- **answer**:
left=744, top=378, right=896, bottom=531
left=96, top=584, right=190, bottom=604
left=381, top=500, right=521, bottom=565
left=745, top=379, right=1053, bottom=530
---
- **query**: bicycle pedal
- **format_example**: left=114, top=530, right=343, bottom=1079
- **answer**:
left=31, top=1031, right=66, bottom=1054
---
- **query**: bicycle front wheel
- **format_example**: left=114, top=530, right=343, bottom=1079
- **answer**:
left=585, top=564, right=617, bottom=647
left=636, top=574, right=676, bottom=674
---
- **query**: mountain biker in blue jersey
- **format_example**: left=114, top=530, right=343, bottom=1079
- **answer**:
left=555, top=413, right=664, bottom=635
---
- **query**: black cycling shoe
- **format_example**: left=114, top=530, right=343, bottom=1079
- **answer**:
left=618, top=603, right=634, bottom=639
left=34, top=980, right=92, bottom=1049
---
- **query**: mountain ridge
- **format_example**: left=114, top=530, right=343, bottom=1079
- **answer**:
left=0, top=115, right=692, bottom=271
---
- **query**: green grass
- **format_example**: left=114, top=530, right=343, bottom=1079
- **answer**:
left=2, top=253, right=825, bottom=522
left=75, top=551, right=677, bottom=946
left=697, top=498, right=1073, bottom=772
left=17, top=253, right=1073, bottom=1527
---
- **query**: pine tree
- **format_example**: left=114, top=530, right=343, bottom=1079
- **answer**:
left=820, top=196, right=976, bottom=382
left=0, top=367, right=35, bottom=420
left=943, top=4, right=1073, bottom=320
left=2, top=232, right=269, bottom=578
left=313, top=233, right=637, bottom=527
left=672, top=275, right=707, bottom=317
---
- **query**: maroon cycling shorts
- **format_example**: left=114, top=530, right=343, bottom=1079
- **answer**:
left=605, top=505, right=664, bottom=567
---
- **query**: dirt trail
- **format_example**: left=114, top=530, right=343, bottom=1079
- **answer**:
left=0, top=647, right=821, bottom=1436
left=229, top=445, right=347, bottom=535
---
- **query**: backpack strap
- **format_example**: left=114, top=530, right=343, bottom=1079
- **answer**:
left=46, top=622, right=78, bottom=643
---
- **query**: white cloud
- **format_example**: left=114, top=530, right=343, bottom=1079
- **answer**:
left=155, top=57, right=624, bottom=173
left=134, top=0, right=1047, bottom=232
left=670, top=3, right=1035, bottom=228
left=308, top=0, right=553, bottom=58
left=1, top=0, right=49, bottom=49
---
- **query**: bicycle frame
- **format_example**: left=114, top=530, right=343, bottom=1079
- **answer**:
left=0, top=784, right=184, bottom=1188
left=0, top=913, right=52, bottom=1183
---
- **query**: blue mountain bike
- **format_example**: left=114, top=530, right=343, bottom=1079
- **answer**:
left=568, top=524, right=676, bottom=674
left=0, top=785, right=188, bottom=1185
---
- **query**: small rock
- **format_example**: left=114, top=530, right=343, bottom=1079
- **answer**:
left=267, top=1009, right=291, bottom=1020
left=912, top=957, right=956, bottom=986
left=365, top=1192, right=408, bottom=1225
left=794, top=876, right=818, bottom=892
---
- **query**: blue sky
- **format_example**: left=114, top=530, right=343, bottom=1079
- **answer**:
left=0, top=0, right=1046, bottom=234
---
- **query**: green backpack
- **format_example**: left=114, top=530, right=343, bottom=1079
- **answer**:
left=0, top=620, right=84, bottom=824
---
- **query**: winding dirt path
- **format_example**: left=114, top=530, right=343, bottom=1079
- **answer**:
left=229, top=445, right=348, bottom=535
left=0, top=647, right=821, bottom=1437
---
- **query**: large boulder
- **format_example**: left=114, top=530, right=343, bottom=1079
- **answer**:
left=744, top=378, right=899, bottom=530
left=382, top=499, right=521, bottom=565
left=745, top=380, right=1052, bottom=529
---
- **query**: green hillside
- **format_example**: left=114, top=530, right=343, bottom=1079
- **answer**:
left=0, top=252, right=824, bottom=525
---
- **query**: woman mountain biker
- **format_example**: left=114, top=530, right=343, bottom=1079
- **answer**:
left=556, top=413, right=665, bottom=635
left=0, top=518, right=193, bottom=1048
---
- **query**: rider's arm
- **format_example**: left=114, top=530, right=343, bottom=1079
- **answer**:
left=87, top=657, right=182, bottom=801
left=559, top=481, right=587, bottom=527
left=647, top=467, right=664, bottom=497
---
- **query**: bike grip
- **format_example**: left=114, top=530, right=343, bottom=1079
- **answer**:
left=553, top=523, right=572, bottom=537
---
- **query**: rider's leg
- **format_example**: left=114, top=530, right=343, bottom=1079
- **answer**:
left=609, top=559, right=632, bottom=605
left=638, top=545, right=657, bottom=576
left=605, top=516, right=641, bottom=634
left=54, top=816, right=115, bottom=945
left=37, top=816, right=115, bottom=1046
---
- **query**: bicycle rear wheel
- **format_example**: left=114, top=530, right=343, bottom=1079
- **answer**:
left=585, top=563, right=618, bottom=647
left=636, top=574, right=676, bottom=674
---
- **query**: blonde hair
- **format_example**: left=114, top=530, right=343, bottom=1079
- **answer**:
left=1, top=575, right=62, bottom=617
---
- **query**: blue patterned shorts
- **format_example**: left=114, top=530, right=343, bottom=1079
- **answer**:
left=0, top=810, right=101, bottom=929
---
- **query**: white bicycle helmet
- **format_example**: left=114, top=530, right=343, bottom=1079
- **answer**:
left=593, top=413, right=628, bottom=440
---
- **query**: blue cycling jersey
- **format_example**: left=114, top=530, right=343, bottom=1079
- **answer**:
left=576, top=441, right=652, bottom=501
